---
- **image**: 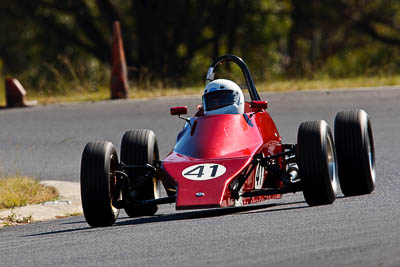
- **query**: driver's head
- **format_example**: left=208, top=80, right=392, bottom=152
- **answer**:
left=202, top=79, right=244, bottom=115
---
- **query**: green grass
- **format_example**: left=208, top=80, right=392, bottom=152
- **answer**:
left=28, top=86, right=111, bottom=105
left=27, top=85, right=206, bottom=104
left=0, top=176, right=59, bottom=210
left=1, top=75, right=400, bottom=106
left=258, top=76, right=400, bottom=92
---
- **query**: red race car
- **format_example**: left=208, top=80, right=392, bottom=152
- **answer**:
left=80, top=55, right=376, bottom=227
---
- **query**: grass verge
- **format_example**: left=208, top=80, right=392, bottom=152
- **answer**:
left=0, top=176, right=59, bottom=210
left=1, top=75, right=400, bottom=106
left=1, top=211, right=33, bottom=227
left=0, top=76, right=4, bottom=107
left=258, top=75, right=400, bottom=92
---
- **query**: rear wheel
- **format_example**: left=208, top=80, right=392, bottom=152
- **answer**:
left=334, top=109, right=376, bottom=196
left=297, top=120, right=338, bottom=206
left=121, top=129, right=160, bottom=217
left=81, top=141, right=121, bottom=227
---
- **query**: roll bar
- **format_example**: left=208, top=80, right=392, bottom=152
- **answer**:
left=205, top=54, right=261, bottom=101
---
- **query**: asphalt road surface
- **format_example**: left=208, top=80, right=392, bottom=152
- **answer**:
left=0, top=87, right=399, bottom=266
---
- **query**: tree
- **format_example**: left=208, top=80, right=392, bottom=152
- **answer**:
left=286, top=0, right=400, bottom=78
left=1, top=0, right=287, bottom=86
left=1, top=0, right=400, bottom=89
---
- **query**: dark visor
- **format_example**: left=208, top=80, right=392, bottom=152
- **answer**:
left=203, top=90, right=239, bottom=111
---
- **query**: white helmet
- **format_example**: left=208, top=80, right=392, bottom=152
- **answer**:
left=202, top=79, right=244, bottom=115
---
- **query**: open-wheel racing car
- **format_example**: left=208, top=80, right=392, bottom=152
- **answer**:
left=80, top=54, right=376, bottom=227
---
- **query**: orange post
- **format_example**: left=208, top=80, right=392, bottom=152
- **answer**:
left=111, top=21, right=129, bottom=99
left=5, top=78, right=37, bottom=108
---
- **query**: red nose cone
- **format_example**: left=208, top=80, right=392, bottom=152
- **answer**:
left=162, top=154, right=252, bottom=209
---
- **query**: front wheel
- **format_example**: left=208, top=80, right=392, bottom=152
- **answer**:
left=121, top=129, right=160, bottom=217
left=297, top=120, right=338, bottom=206
left=81, top=141, right=121, bottom=227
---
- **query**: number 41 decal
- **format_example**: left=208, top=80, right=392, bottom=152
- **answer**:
left=182, top=164, right=226, bottom=181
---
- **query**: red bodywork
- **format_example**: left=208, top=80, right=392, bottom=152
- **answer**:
left=161, top=103, right=284, bottom=210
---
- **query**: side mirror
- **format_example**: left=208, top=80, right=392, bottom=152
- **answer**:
left=170, top=106, right=188, bottom=116
left=250, top=100, right=268, bottom=110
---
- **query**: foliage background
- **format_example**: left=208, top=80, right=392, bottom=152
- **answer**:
left=1, top=0, right=400, bottom=93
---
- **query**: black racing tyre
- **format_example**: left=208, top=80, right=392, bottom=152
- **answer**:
left=121, top=129, right=160, bottom=217
left=297, top=120, right=339, bottom=206
left=334, top=109, right=376, bottom=196
left=81, top=141, right=121, bottom=227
